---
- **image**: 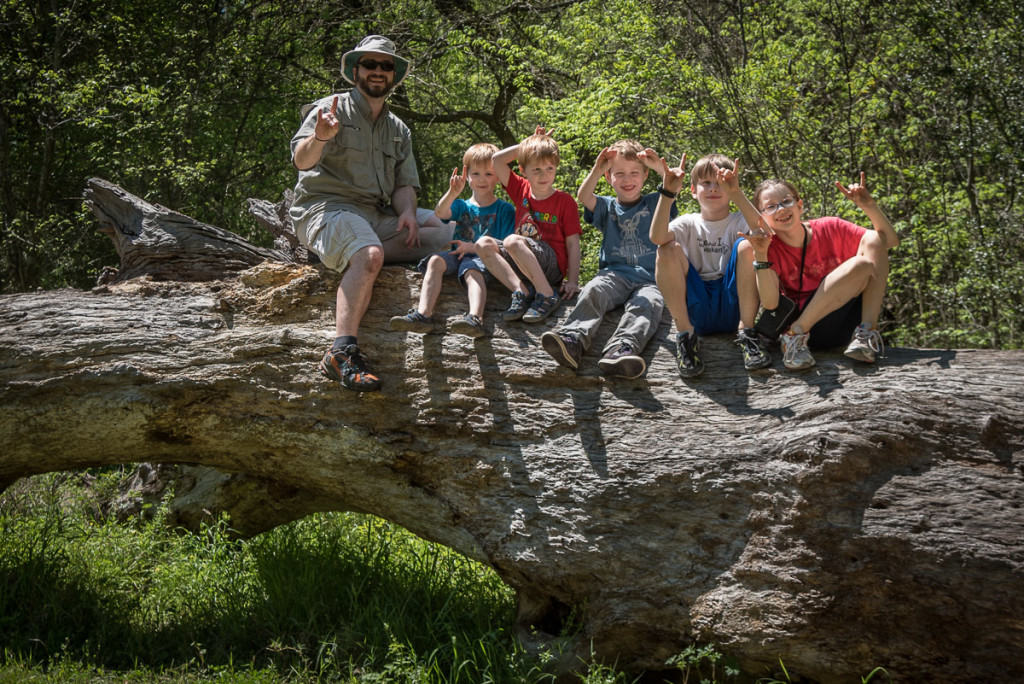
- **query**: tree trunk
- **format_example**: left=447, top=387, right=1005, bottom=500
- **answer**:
left=1, top=179, right=1022, bottom=682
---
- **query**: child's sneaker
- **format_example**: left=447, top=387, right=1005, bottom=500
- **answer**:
left=502, top=289, right=535, bottom=321
left=541, top=331, right=583, bottom=370
left=676, top=330, right=705, bottom=378
left=389, top=309, right=434, bottom=334
left=844, top=324, right=884, bottom=362
left=734, top=327, right=772, bottom=370
left=598, top=343, right=646, bottom=379
left=522, top=291, right=560, bottom=323
left=451, top=313, right=486, bottom=338
left=319, top=344, right=382, bottom=391
left=781, top=330, right=815, bottom=370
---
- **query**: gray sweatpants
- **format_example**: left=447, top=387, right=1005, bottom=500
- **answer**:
left=558, top=270, right=664, bottom=354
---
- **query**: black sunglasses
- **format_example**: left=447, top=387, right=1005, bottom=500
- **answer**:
left=357, top=59, right=395, bottom=72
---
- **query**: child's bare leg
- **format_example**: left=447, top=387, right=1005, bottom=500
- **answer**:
left=856, top=231, right=889, bottom=329
left=477, top=237, right=527, bottom=293
left=735, top=240, right=760, bottom=330
left=504, top=235, right=555, bottom=297
left=791, top=256, right=873, bottom=333
left=416, top=255, right=447, bottom=316
left=655, top=242, right=693, bottom=332
left=464, top=270, right=487, bottom=318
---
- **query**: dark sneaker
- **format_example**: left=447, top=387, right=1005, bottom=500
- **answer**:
left=781, top=331, right=815, bottom=370
left=389, top=309, right=434, bottom=334
left=734, top=327, right=772, bottom=370
left=522, top=292, right=560, bottom=323
left=502, top=289, right=535, bottom=321
left=598, top=343, right=646, bottom=379
left=676, top=330, right=705, bottom=378
left=844, top=324, right=884, bottom=362
left=541, top=331, right=583, bottom=370
left=319, top=344, right=382, bottom=391
left=451, top=313, right=486, bottom=338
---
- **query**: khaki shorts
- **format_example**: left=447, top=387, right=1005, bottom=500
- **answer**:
left=305, top=206, right=452, bottom=273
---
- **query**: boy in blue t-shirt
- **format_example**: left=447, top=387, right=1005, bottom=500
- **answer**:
left=390, top=143, right=515, bottom=337
left=540, top=140, right=673, bottom=379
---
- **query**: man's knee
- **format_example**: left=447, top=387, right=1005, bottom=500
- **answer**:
left=350, top=244, right=384, bottom=274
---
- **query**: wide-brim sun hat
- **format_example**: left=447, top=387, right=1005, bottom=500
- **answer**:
left=341, top=35, right=410, bottom=87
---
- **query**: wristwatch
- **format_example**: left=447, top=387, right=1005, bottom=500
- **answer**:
left=753, top=261, right=773, bottom=270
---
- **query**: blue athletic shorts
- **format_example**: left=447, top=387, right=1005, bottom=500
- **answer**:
left=685, top=240, right=741, bottom=335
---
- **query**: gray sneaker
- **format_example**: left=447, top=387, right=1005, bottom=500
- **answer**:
left=389, top=309, right=434, bottom=334
left=781, top=330, right=815, bottom=370
left=844, top=324, right=883, bottom=362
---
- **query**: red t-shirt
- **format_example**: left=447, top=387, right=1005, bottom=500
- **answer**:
left=767, top=216, right=866, bottom=308
left=504, top=172, right=582, bottom=277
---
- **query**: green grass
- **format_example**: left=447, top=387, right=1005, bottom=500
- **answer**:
left=0, top=471, right=890, bottom=683
left=0, top=470, right=546, bottom=682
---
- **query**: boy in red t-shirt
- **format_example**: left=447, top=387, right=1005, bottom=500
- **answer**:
left=476, top=127, right=582, bottom=323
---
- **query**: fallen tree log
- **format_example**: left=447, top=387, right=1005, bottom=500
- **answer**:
left=2, top=179, right=1023, bottom=682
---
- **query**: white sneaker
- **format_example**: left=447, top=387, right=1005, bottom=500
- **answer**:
left=844, top=324, right=884, bottom=362
left=781, top=331, right=815, bottom=370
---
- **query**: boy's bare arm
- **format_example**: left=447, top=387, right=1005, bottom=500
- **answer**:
left=491, top=143, right=519, bottom=186
left=650, top=155, right=687, bottom=246
left=836, top=172, right=900, bottom=250
left=561, top=233, right=582, bottom=299
left=434, top=165, right=467, bottom=220
left=716, top=159, right=762, bottom=234
left=577, top=148, right=616, bottom=212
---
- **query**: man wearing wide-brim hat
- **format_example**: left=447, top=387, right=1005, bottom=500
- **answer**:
left=290, top=35, right=452, bottom=392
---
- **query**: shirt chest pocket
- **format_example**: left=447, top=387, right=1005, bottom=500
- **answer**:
left=378, top=137, right=403, bottom=191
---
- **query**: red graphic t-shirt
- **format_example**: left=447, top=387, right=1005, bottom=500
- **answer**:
left=767, top=216, right=866, bottom=308
left=503, top=172, right=582, bottom=277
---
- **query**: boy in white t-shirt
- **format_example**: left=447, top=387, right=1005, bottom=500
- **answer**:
left=649, top=154, right=763, bottom=378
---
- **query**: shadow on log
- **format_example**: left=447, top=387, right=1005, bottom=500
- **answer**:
left=2, top=178, right=1023, bottom=682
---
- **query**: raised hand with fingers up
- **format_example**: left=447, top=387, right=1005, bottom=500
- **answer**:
left=660, top=153, right=688, bottom=195
left=449, top=165, right=468, bottom=196
left=315, top=96, right=340, bottom=142
left=835, top=171, right=899, bottom=250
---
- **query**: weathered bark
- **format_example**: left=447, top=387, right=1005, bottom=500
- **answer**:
left=2, top=180, right=1023, bottom=682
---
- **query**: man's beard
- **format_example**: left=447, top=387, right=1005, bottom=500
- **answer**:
left=355, top=72, right=394, bottom=99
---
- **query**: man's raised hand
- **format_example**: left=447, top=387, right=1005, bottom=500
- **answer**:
left=315, top=96, right=340, bottom=141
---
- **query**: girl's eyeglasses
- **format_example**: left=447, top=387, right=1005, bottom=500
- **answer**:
left=761, top=197, right=797, bottom=215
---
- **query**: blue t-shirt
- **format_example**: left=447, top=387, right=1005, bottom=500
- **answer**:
left=450, top=198, right=515, bottom=242
left=584, top=193, right=675, bottom=284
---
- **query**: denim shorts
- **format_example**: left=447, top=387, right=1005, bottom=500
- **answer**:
left=416, top=250, right=491, bottom=288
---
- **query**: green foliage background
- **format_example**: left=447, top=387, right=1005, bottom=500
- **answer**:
left=2, top=0, right=1022, bottom=348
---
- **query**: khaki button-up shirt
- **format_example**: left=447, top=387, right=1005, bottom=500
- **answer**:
left=289, top=88, right=420, bottom=241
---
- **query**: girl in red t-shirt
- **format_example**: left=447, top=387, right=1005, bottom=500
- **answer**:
left=738, top=173, right=899, bottom=370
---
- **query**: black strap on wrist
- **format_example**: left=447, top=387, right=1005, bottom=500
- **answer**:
left=657, top=185, right=677, bottom=199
